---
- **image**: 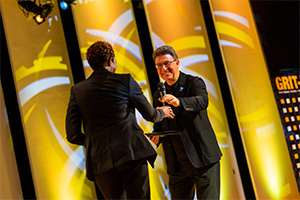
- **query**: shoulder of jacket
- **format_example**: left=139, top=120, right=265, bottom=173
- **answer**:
left=182, top=72, right=203, bottom=82
left=112, top=72, right=131, bottom=79
left=72, top=79, right=87, bottom=88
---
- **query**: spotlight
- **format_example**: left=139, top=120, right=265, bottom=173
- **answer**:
left=17, top=0, right=54, bottom=25
left=34, top=14, right=46, bottom=24
left=59, top=1, right=68, bottom=10
left=58, top=0, right=76, bottom=10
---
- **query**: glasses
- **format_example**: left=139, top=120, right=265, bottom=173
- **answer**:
left=155, top=60, right=176, bottom=69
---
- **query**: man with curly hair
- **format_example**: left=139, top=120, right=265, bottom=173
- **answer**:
left=65, top=41, right=174, bottom=199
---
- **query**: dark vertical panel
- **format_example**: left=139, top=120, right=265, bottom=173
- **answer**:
left=0, top=10, right=36, bottom=200
left=58, top=4, right=104, bottom=199
left=58, top=4, right=85, bottom=84
left=199, top=1, right=255, bottom=199
left=131, top=0, right=160, bottom=93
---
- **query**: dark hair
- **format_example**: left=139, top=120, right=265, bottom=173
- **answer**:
left=86, top=41, right=115, bottom=70
left=152, top=45, right=178, bottom=61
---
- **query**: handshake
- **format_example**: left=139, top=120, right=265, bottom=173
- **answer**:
left=157, top=106, right=175, bottom=119
left=156, top=93, right=180, bottom=119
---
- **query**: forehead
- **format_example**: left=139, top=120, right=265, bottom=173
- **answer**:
left=155, top=54, right=173, bottom=63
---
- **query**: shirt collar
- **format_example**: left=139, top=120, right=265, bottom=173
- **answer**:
left=165, top=72, right=181, bottom=92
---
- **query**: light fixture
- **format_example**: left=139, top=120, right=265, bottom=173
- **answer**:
left=17, top=0, right=54, bottom=25
left=34, top=14, right=46, bottom=24
left=58, top=0, right=76, bottom=10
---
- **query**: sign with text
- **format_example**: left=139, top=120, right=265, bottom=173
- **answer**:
left=271, top=69, right=300, bottom=190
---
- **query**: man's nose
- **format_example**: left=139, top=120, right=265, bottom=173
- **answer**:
left=161, top=65, right=169, bottom=70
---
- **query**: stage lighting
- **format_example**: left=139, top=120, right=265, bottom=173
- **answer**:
left=59, top=1, right=68, bottom=10
left=17, top=0, right=54, bottom=25
left=58, top=0, right=76, bottom=10
left=34, top=14, right=46, bottom=24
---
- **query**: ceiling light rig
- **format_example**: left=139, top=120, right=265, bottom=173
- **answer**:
left=17, top=0, right=54, bottom=25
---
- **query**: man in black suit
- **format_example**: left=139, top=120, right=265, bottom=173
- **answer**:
left=65, top=41, right=174, bottom=199
left=151, top=45, right=222, bottom=199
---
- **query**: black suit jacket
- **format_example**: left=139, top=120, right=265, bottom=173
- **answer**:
left=66, top=69, right=165, bottom=180
left=153, top=72, right=222, bottom=175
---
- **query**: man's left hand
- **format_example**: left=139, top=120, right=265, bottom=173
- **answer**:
left=159, top=94, right=180, bottom=107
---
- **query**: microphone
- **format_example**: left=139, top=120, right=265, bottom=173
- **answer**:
left=157, top=82, right=166, bottom=106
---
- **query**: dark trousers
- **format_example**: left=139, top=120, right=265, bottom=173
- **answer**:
left=94, top=159, right=150, bottom=200
left=169, top=161, right=220, bottom=200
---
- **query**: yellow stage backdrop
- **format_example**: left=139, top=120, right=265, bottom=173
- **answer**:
left=72, top=0, right=153, bottom=132
left=143, top=0, right=244, bottom=199
left=0, top=1, right=97, bottom=199
left=0, top=83, right=23, bottom=199
left=209, top=0, right=300, bottom=199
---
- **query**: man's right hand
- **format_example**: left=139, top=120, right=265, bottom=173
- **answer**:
left=157, top=106, right=175, bottom=119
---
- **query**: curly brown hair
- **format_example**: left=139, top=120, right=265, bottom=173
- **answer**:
left=86, top=41, right=115, bottom=70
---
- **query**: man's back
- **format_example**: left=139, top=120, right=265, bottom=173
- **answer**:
left=66, top=69, right=162, bottom=179
left=73, top=69, right=131, bottom=128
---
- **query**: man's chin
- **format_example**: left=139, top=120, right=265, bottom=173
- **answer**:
left=162, top=74, right=172, bottom=80
left=162, top=78, right=174, bottom=84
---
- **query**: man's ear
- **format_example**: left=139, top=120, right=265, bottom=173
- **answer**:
left=107, top=57, right=112, bottom=66
left=109, top=57, right=115, bottom=66
left=111, top=57, right=115, bottom=64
